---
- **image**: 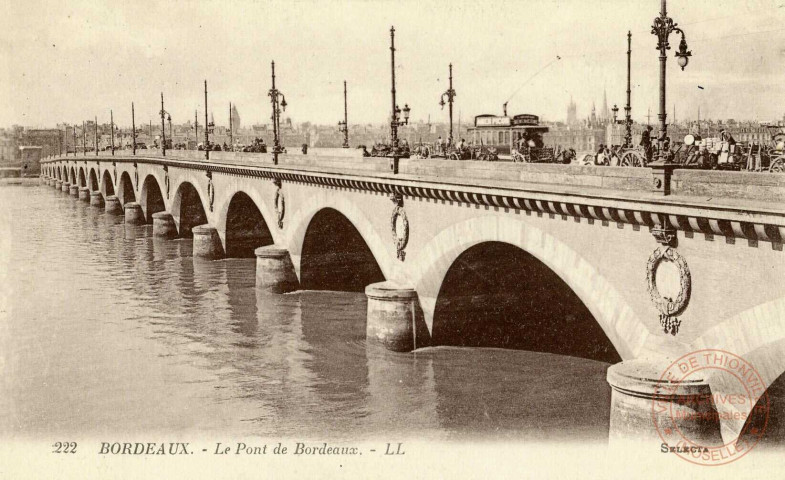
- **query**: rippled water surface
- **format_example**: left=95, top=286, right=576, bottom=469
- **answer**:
left=0, top=184, right=613, bottom=442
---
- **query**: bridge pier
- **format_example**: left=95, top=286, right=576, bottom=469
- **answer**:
left=104, top=195, right=123, bottom=215
left=123, top=202, right=145, bottom=225
left=90, top=191, right=104, bottom=207
left=55, top=179, right=61, bottom=189
left=365, top=281, right=427, bottom=352
left=254, top=246, right=298, bottom=293
left=69, top=184, right=79, bottom=196
left=152, top=212, right=177, bottom=238
left=192, top=225, right=224, bottom=259
left=606, top=359, right=723, bottom=447
left=78, top=187, right=90, bottom=202
left=61, top=181, right=70, bottom=193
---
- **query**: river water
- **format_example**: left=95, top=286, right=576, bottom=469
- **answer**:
left=0, top=183, right=612, bottom=443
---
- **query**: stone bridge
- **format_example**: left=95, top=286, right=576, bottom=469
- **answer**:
left=41, top=151, right=785, bottom=450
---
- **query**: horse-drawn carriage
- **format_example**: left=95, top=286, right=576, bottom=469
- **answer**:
left=369, top=142, right=411, bottom=158
left=241, top=138, right=268, bottom=153
left=413, top=142, right=498, bottom=161
left=511, top=145, right=566, bottom=163
left=577, top=145, right=646, bottom=167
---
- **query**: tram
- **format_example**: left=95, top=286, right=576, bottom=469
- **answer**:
left=467, top=114, right=549, bottom=156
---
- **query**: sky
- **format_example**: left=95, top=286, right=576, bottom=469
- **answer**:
left=2, top=0, right=785, bottom=129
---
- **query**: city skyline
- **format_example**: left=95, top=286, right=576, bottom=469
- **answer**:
left=3, top=0, right=785, bottom=129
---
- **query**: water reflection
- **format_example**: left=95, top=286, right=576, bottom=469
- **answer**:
left=1, top=184, right=615, bottom=442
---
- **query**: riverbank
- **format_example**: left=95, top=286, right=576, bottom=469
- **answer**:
left=0, top=177, right=39, bottom=186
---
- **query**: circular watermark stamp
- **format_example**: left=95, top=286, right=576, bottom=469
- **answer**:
left=653, top=349, right=769, bottom=466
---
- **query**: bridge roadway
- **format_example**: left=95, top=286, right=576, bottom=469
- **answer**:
left=41, top=150, right=785, bottom=448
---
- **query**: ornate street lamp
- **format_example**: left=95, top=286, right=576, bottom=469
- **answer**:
left=651, top=0, right=691, bottom=163
left=439, top=63, right=456, bottom=144
left=624, top=31, right=633, bottom=148
left=204, top=80, right=211, bottom=159
left=389, top=26, right=411, bottom=174
left=269, top=61, right=287, bottom=162
left=612, top=104, right=619, bottom=124
left=338, top=81, right=349, bottom=148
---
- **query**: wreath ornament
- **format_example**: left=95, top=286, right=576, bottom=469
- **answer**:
left=274, top=179, right=285, bottom=229
left=390, top=193, right=409, bottom=261
left=163, top=165, right=170, bottom=199
left=646, top=246, right=691, bottom=335
left=206, top=170, right=215, bottom=212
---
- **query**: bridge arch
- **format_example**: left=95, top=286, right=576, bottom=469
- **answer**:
left=117, top=171, right=135, bottom=206
left=693, top=296, right=785, bottom=445
left=171, top=181, right=208, bottom=237
left=408, top=215, right=649, bottom=360
left=69, top=167, right=76, bottom=184
left=88, top=168, right=99, bottom=191
left=78, top=167, right=86, bottom=188
left=216, top=191, right=275, bottom=258
left=139, top=174, right=166, bottom=223
left=101, top=169, right=115, bottom=198
left=430, top=241, right=621, bottom=362
left=298, top=207, right=386, bottom=291
left=287, top=193, right=393, bottom=284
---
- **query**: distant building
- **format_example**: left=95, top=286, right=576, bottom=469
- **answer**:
left=19, top=146, right=42, bottom=175
left=543, top=124, right=605, bottom=153
left=231, top=105, right=241, bottom=131
left=566, top=97, right=578, bottom=125
left=19, top=128, right=62, bottom=158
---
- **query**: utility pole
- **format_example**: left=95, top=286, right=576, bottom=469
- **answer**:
left=338, top=81, right=349, bottom=148
left=388, top=26, right=411, bottom=173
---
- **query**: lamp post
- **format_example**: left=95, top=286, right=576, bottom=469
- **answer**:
left=651, top=0, right=691, bottom=163
left=268, top=61, right=287, bottom=162
left=194, top=109, right=198, bottom=150
left=72, top=124, right=77, bottom=157
left=132, top=102, right=137, bottom=155
left=204, top=80, right=211, bottom=160
left=439, top=63, right=456, bottom=144
left=94, top=116, right=98, bottom=156
left=612, top=104, right=619, bottom=124
left=389, top=26, right=411, bottom=174
left=110, top=110, right=115, bottom=155
left=229, top=102, right=233, bottom=151
left=160, top=92, right=169, bottom=156
left=624, top=31, right=633, bottom=148
left=82, top=120, right=86, bottom=156
left=338, top=81, right=349, bottom=148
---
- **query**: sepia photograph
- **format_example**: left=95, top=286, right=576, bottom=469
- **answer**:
left=1, top=0, right=784, bottom=478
